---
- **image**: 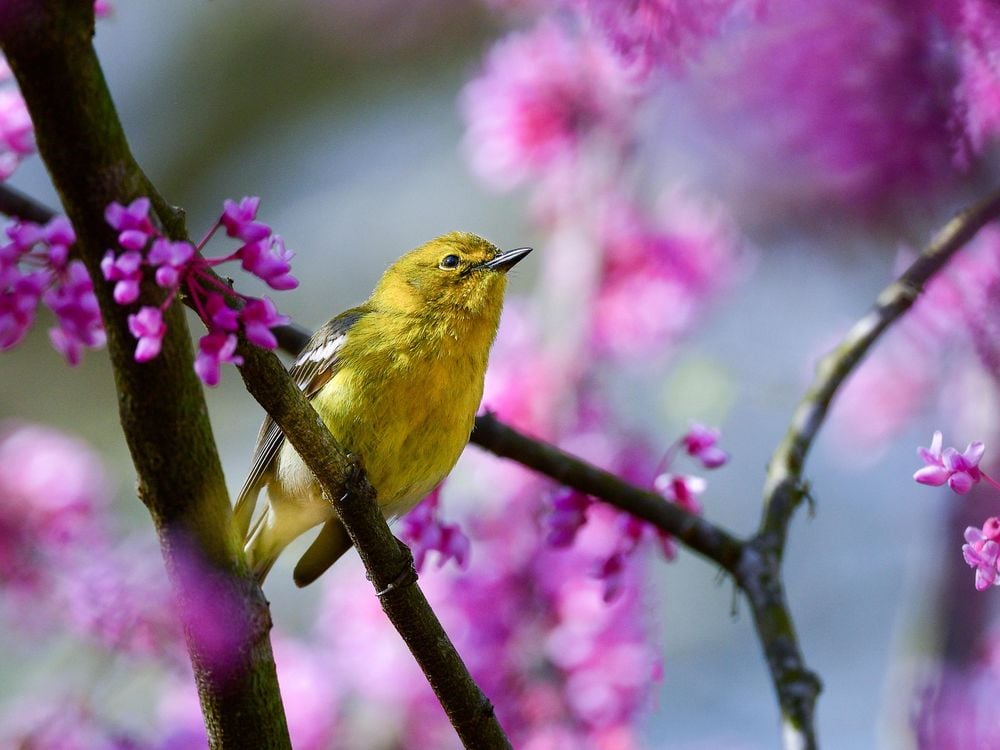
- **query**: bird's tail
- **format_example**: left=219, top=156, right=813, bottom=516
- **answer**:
left=293, top=518, right=353, bottom=587
left=244, top=508, right=285, bottom=583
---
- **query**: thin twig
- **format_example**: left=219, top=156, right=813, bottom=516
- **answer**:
left=761, top=187, right=1000, bottom=550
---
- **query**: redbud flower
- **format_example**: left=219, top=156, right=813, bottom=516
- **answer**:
left=101, top=195, right=297, bottom=385
left=100, top=249, right=143, bottom=304
left=2, top=217, right=105, bottom=363
left=914, top=431, right=992, bottom=494
left=147, top=238, right=194, bottom=288
left=653, top=472, right=705, bottom=514
left=194, top=332, right=242, bottom=387
left=963, top=519, right=1000, bottom=591
left=104, top=196, right=154, bottom=249
left=238, top=235, right=298, bottom=290
left=127, top=306, right=166, bottom=362
left=241, top=297, right=287, bottom=349
left=401, top=486, right=470, bottom=571
left=222, top=196, right=271, bottom=243
left=545, top=488, right=593, bottom=547
left=681, top=423, right=729, bottom=468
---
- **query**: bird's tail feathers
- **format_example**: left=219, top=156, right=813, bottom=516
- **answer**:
left=233, top=478, right=262, bottom=540
left=293, top=518, right=353, bottom=587
left=244, top=509, right=283, bottom=584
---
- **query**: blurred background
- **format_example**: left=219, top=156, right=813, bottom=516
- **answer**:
left=3, top=1, right=1000, bottom=747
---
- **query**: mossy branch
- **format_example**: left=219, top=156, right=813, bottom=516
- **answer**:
left=0, top=3, right=291, bottom=748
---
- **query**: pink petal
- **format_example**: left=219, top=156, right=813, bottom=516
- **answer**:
left=914, top=465, right=949, bottom=486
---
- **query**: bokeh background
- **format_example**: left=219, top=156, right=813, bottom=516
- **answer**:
left=3, top=1, right=1000, bottom=747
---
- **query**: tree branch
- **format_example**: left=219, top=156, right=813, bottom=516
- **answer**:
left=0, top=4, right=291, bottom=747
left=760, top=187, right=1000, bottom=551
left=747, top=188, right=1000, bottom=749
left=0, top=8, right=510, bottom=746
left=232, top=342, right=512, bottom=748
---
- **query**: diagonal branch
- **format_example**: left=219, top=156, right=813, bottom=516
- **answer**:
left=0, top=3, right=290, bottom=748
left=760, top=187, right=1000, bottom=550
left=0, top=5, right=509, bottom=749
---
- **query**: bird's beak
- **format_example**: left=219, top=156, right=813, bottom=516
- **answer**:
left=483, top=246, right=532, bottom=272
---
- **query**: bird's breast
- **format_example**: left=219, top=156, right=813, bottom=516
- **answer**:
left=312, top=344, right=487, bottom=516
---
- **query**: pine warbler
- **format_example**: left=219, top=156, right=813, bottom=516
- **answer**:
left=235, top=232, right=531, bottom=586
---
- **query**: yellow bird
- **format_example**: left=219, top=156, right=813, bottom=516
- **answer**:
left=234, top=232, right=531, bottom=586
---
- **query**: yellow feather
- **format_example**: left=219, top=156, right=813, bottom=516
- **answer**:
left=240, top=232, right=530, bottom=585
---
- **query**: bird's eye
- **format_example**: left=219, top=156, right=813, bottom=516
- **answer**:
left=439, top=254, right=460, bottom=270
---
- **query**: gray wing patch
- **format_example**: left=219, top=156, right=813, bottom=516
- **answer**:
left=233, top=308, right=367, bottom=538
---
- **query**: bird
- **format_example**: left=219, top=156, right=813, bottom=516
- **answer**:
left=234, top=232, right=531, bottom=587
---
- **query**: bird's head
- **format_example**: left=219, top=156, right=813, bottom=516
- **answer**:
left=371, top=232, right=531, bottom=318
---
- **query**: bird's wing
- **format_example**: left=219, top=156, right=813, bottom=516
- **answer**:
left=233, top=307, right=368, bottom=538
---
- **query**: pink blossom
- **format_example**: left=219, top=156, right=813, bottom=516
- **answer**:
left=237, top=235, right=298, bottom=290
left=963, top=519, right=1000, bottom=591
left=0, top=268, right=45, bottom=350
left=401, top=486, right=470, bottom=571
left=914, top=431, right=987, bottom=494
left=545, top=488, right=593, bottom=547
left=653, top=472, right=705, bottom=513
left=194, top=331, right=242, bottom=387
left=695, top=0, right=954, bottom=209
left=147, top=238, right=194, bottom=288
left=43, top=260, right=105, bottom=365
left=0, top=699, right=143, bottom=749
left=99, top=196, right=297, bottom=384
left=2, top=217, right=104, bottom=363
left=951, top=0, right=1000, bottom=159
left=590, top=191, right=743, bottom=358
left=204, top=292, right=239, bottom=332
left=461, top=20, right=630, bottom=190
left=912, top=662, right=1000, bottom=748
left=100, top=249, right=143, bottom=304
left=127, top=306, right=166, bottom=362
left=681, top=423, right=728, bottom=468
left=104, top=196, right=154, bottom=244
left=221, top=196, right=271, bottom=243
left=240, top=297, right=287, bottom=349
left=0, top=422, right=109, bottom=592
left=579, top=0, right=760, bottom=81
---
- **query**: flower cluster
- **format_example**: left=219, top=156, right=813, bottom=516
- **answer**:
left=912, top=432, right=1000, bottom=591
left=545, top=423, right=724, bottom=601
left=963, top=518, right=1000, bottom=591
left=101, top=196, right=295, bottom=386
left=950, top=0, right=1000, bottom=161
left=914, top=431, right=994, bottom=495
left=0, top=216, right=105, bottom=364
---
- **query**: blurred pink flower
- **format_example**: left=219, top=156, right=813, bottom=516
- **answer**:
left=461, top=20, right=631, bottom=190
left=578, top=0, right=762, bottom=81
left=681, top=423, right=729, bottom=468
left=963, top=520, right=1000, bottom=591
left=591, top=190, right=743, bottom=358
left=0, top=422, right=109, bottom=591
left=913, top=662, right=1000, bottom=745
left=0, top=59, right=34, bottom=181
left=951, top=0, right=1000, bottom=160
left=401, top=485, right=470, bottom=571
left=831, top=228, right=1000, bottom=456
left=0, top=699, right=143, bottom=750
left=696, top=0, right=954, bottom=208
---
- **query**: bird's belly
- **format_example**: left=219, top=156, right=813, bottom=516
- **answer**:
left=314, top=357, right=482, bottom=516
